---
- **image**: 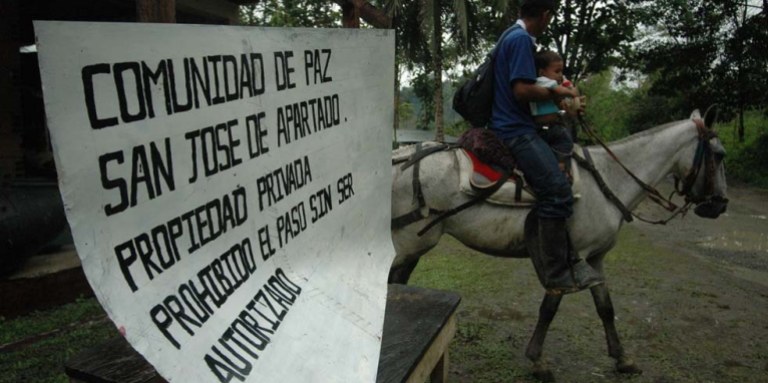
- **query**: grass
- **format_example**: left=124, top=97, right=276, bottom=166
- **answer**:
left=0, top=297, right=115, bottom=383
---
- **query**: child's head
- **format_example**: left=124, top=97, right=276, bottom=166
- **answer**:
left=535, top=50, right=564, bottom=83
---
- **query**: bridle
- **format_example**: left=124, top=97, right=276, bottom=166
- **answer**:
left=578, top=116, right=722, bottom=225
left=674, top=118, right=718, bottom=204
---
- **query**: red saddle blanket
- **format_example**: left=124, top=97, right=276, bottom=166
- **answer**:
left=465, top=150, right=502, bottom=181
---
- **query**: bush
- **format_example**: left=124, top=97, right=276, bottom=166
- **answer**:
left=579, top=71, right=632, bottom=141
left=718, top=110, right=768, bottom=188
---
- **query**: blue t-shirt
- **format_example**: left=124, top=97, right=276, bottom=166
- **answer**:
left=489, top=26, right=537, bottom=141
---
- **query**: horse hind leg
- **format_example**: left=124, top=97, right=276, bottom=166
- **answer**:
left=590, top=284, right=642, bottom=375
left=525, top=292, right=563, bottom=383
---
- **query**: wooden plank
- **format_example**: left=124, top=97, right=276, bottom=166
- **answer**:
left=376, top=284, right=461, bottom=383
left=64, top=284, right=461, bottom=383
left=406, top=313, right=456, bottom=383
left=429, top=348, right=448, bottom=383
left=65, top=337, right=167, bottom=383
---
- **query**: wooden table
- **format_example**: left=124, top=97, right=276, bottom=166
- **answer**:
left=65, top=284, right=461, bottom=383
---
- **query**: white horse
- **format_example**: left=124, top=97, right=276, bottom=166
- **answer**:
left=389, top=109, right=728, bottom=381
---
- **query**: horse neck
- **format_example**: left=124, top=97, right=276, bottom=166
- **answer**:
left=588, top=120, right=697, bottom=211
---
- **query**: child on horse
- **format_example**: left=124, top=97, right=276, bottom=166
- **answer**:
left=530, top=50, right=583, bottom=182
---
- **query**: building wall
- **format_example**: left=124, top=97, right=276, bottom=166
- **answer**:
left=0, top=0, right=250, bottom=182
left=0, top=1, right=23, bottom=181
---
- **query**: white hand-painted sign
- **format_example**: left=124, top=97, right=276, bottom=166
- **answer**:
left=35, top=21, right=395, bottom=382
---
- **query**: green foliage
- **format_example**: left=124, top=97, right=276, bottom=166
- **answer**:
left=633, top=1, right=768, bottom=127
left=579, top=71, right=632, bottom=141
left=240, top=1, right=341, bottom=27
left=410, top=71, right=436, bottom=130
left=546, top=0, right=640, bottom=82
left=399, top=79, right=467, bottom=136
left=445, top=120, right=471, bottom=140
left=717, top=110, right=768, bottom=188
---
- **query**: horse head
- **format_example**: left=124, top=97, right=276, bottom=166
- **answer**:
left=678, top=107, right=728, bottom=219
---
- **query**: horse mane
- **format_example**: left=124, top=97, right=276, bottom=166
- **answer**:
left=599, top=119, right=688, bottom=148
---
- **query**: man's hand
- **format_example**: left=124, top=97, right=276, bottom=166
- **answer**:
left=553, top=85, right=579, bottom=99
left=560, top=95, right=587, bottom=116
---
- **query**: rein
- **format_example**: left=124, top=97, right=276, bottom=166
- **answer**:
left=578, top=117, right=714, bottom=225
left=578, top=117, right=678, bottom=212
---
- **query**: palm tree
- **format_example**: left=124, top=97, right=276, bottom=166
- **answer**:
left=381, top=0, right=475, bottom=142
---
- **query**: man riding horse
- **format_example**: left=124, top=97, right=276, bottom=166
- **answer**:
left=490, top=0, right=602, bottom=294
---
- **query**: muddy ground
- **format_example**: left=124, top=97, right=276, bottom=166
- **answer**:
left=2, top=183, right=765, bottom=382
left=408, top=181, right=768, bottom=382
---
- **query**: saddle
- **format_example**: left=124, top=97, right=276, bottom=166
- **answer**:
left=392, top=135, right=583, bottom=235
left=456, top=129, right=582, bottom=207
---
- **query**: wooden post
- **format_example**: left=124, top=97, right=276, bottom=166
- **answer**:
left=0, top=0, right=23, bottom=180
left=136, top=0, right=176, bottom=23
left=342, top=0, right=361, bottom=28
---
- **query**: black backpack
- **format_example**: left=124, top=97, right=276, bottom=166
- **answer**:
left=452, top=25, right=521, bottom=128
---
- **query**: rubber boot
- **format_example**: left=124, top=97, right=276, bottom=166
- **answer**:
left=539, top=217, right=604, bottom=293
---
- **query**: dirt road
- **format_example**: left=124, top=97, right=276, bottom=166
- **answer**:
left=633, top=181, right=768, bottom=287
left=409, top=182, right=768, bottom=382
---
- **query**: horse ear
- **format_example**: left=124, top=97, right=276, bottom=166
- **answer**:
left=690, top=109, right=702, bottom=120
left=703, top=104, right=719, bottom=131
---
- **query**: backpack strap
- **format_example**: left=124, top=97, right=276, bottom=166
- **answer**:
left=490, top=24, right=522, bottom=61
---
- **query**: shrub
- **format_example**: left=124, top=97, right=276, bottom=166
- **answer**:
left=718, top=110, right=768, bottom=188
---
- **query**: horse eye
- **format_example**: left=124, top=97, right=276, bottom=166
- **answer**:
left=714, top=151, right=725, bottom=161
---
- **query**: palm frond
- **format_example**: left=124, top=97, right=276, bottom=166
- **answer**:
left=383, top=0, right=403, bottom=18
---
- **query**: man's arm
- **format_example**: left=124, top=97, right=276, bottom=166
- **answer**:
left=513, top=81, right=578, bottom=103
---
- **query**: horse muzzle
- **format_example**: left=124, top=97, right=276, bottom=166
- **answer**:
left=693, top=195, right=728, bottom=219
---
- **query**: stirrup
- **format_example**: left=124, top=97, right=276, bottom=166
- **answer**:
left=545, top=286, right=581, bottom=296
left=545, top=264, right=604, bottom=295
left=571, top=260, right=605, bottom=289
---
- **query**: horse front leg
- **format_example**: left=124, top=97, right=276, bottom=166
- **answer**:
left=388, top=257, right=420, bottom=284
left=589, top=284, right=642, bottom=374
left=525, top=292, right=563, bottom=382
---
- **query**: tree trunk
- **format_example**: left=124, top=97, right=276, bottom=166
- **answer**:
left=136, top=0, right=175, bottom=23
left=433, top=7, right=444, bottom=143
left=738, top=103, right=745, bottom=143
left=394, top=60, right=400, bottom=143
left=737, top=1, right=747, bottom=143
left=333, top=0, right=391, bottom=28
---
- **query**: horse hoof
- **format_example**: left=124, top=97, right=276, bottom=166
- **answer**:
left=616, top=358, right=642, bottom=375
left=532, top=366, right=556, bottom=382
